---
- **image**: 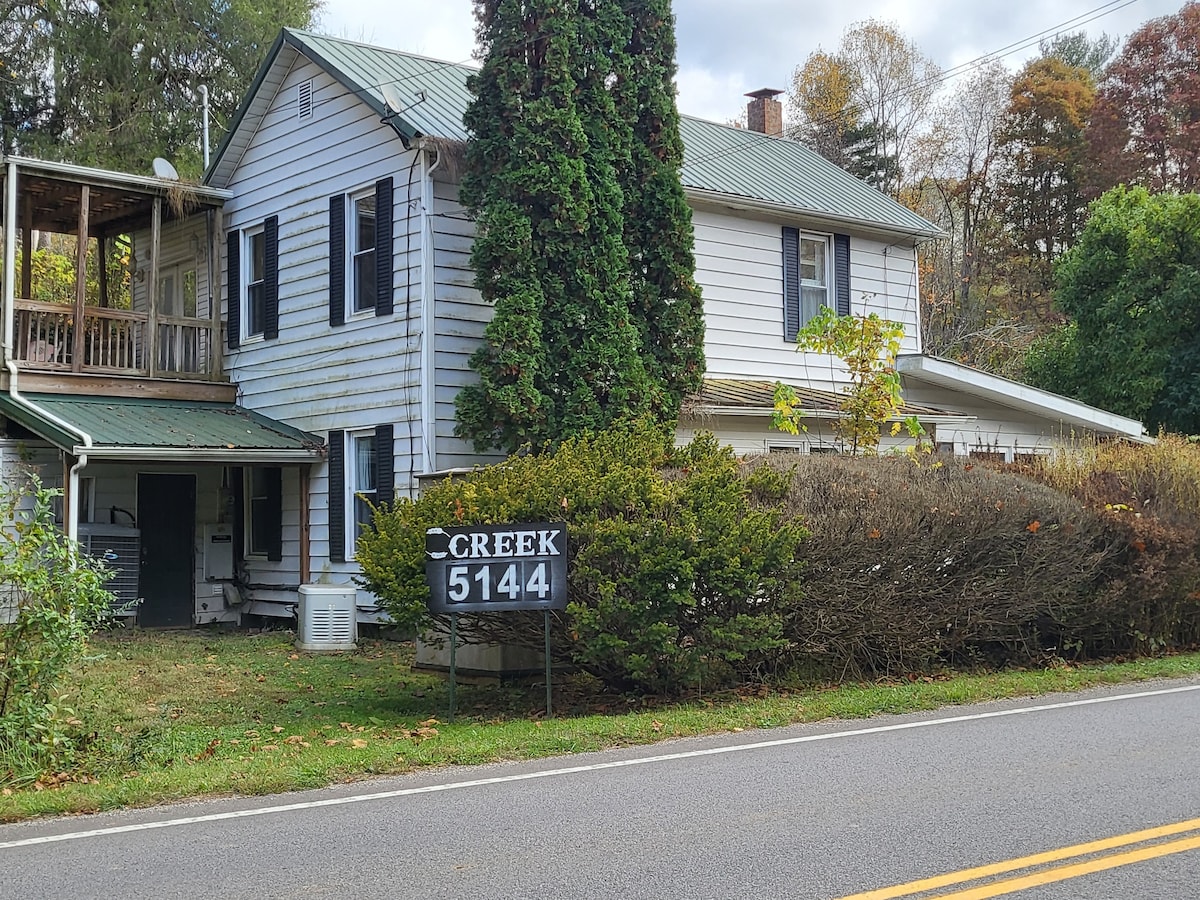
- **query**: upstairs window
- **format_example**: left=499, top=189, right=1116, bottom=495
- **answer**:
left=328, top=178, right=393, bottom=325
left=782, top=228, right=851, bottom=341
left=227, top=216, right=278, bottom=349
left=799, top=234, right=829, bottom=327
left=245, top=226, right=266, bottom=338
left=351, top=192, right=377, bottom=315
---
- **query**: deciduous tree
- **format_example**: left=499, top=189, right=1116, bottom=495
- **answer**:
left=1087, top=2, right=1200, bottom=195
left=1024, top=186, right=1200, bottom=434
left=995, top=56, right=1095, bottom=313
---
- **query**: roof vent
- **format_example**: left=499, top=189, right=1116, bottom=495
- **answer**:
left=298, top=79, right=314, bottom=121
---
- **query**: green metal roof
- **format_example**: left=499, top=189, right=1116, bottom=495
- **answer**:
left=0, top=394, right=324, bottom=461
left=696, top=380, right=965, bottom=420
left=209, top=29, right=941, bottom=240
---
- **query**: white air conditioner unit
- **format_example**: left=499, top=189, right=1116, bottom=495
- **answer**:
left=78, top=524, right=141, bottom=615
left=296, top=584, right=357, bottom=651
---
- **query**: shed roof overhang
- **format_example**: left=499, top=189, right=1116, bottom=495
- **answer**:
left=0, top=393, right=324, bottom=464
left=896, top=354, right=1152, bottom=442
left=1, top=155, right=230, bottom=237
left=687, top=379, right=974, bottom=425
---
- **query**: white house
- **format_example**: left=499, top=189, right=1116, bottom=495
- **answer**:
left=0, top=29, right=1148, bottom=626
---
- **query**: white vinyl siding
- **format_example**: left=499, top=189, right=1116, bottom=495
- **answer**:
left=217, top=54, right=419, bottom=598
left=691, top=204, right=921, bottom=393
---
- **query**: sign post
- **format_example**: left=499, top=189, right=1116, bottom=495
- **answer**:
left=425, top=522, right=568, bottom=719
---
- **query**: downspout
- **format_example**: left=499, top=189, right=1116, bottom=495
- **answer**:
left=3, top=159, right=93, bottom=544
left=418, top=144, right=442, bottom=474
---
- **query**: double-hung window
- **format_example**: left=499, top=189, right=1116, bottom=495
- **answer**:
left=328, top=425, right=394, bottom=563
left=782, top=227, right=851, bottom=341
left=799, top=234, right=829, bottom=326
left=328, top=178, right=393, bottom=325
left=350, top=431, right=378, bottom=548
left=245, top=226, right=266, bottom=339
left=351, top=193, right=377, bottom=315
left=226, top=216, right=278, bottom=349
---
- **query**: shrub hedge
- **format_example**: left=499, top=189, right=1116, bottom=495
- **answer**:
left=357, top=424, right=807, bottom=695
left=361, top=427, right=1200, bottom=694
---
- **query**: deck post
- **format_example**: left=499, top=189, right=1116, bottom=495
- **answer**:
left=147, top=197, right=161, bottom=377
left=71, top=186, right=89, bottom=372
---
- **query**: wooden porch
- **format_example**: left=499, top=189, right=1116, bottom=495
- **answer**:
left=2, top=156, right=233, bottom=394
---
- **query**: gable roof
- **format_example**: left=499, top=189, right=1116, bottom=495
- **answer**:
left=209, top=29, right=941, bottom=240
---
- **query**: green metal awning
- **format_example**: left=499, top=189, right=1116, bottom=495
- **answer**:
left=0, top=393, right=325, bottom=463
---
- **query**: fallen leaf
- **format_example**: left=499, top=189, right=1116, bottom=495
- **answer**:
left=867, top=528, right=881, bottom=539
left=651, top=721, right=663, bottom=733
left=1026, top=520, right=1041, bottom=533
left=350, top=738, right=369, bottom=749
left=271, top=725, right=284, bottom=733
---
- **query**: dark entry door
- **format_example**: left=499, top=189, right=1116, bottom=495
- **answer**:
left=137, top=473, right=195, bottom=627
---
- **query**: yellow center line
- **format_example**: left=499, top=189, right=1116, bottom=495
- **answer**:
left=931, top=833, right=1200, bottom=900
left=835, top=816, right=1200, bottom=900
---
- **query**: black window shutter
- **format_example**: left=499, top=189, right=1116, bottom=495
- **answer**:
left=265, top=466, right=283, bottom=562
left=834, top=233, right=851, bottom=316
left=264, top=216, right=279, bottom=340
left=226, top=231, right=241, bottom=350
left=782, top=226, right=800, bottom=341
left=230, top=467, right=245, bottom=565
left=329, top=195, right=346, bottom=326
left=328, top=430, right=345, bottom=563
left=374, top=423, right=394, bottom=508
left=374, top=177, right=394, bottom=317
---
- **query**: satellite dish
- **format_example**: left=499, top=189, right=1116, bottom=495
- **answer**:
left=152, top=157, right=180, bottom=180
left=380, top=83, right=405, bottom=116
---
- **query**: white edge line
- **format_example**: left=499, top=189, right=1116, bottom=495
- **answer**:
left=3, top=682, right=1198, bottom=850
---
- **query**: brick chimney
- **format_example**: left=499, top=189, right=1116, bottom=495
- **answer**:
left=746, top=88, right=784, bottom=137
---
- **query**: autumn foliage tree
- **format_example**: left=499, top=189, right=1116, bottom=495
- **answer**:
left=995, top=57, right=1096, bottom=312
left=1087, top=2, right=1200, bottom=195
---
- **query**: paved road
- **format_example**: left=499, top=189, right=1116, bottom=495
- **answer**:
left=2, top=679, right=1199, bottom=899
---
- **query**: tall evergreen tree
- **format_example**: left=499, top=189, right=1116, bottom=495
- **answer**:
left=456, top=0, right=651, bottom=453
left=613, top=0, right=705, bottom=419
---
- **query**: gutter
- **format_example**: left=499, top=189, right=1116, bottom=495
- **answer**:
left=418, top=142, right=442, bottom=474
left=3, top=158, right=93, bottom=544
left=77, top=447, right=324, bottom=463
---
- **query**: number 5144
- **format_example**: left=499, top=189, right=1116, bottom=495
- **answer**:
left=445, top=561, right=552, bottom=604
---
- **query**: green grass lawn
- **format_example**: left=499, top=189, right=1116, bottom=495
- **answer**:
left=3, top=629, right=1199, bottom=823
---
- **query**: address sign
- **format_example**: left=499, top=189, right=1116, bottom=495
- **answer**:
left=424, top=523, right=568, bottom=613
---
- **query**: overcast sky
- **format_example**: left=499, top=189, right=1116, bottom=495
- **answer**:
left=316, top=0, right=1186, bottom=123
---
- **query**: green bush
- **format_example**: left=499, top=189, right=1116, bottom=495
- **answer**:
left=0, top=475, right=114, bottom=785
left=357, top=424, right=807, bottom=695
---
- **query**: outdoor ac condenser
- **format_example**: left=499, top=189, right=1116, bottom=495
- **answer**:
left=78, top=524, right=141, bottom=614
left=296, top=584, right=357, bottom=651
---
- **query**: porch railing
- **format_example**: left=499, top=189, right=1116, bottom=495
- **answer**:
left=13, top=299, right=220, bottom=379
